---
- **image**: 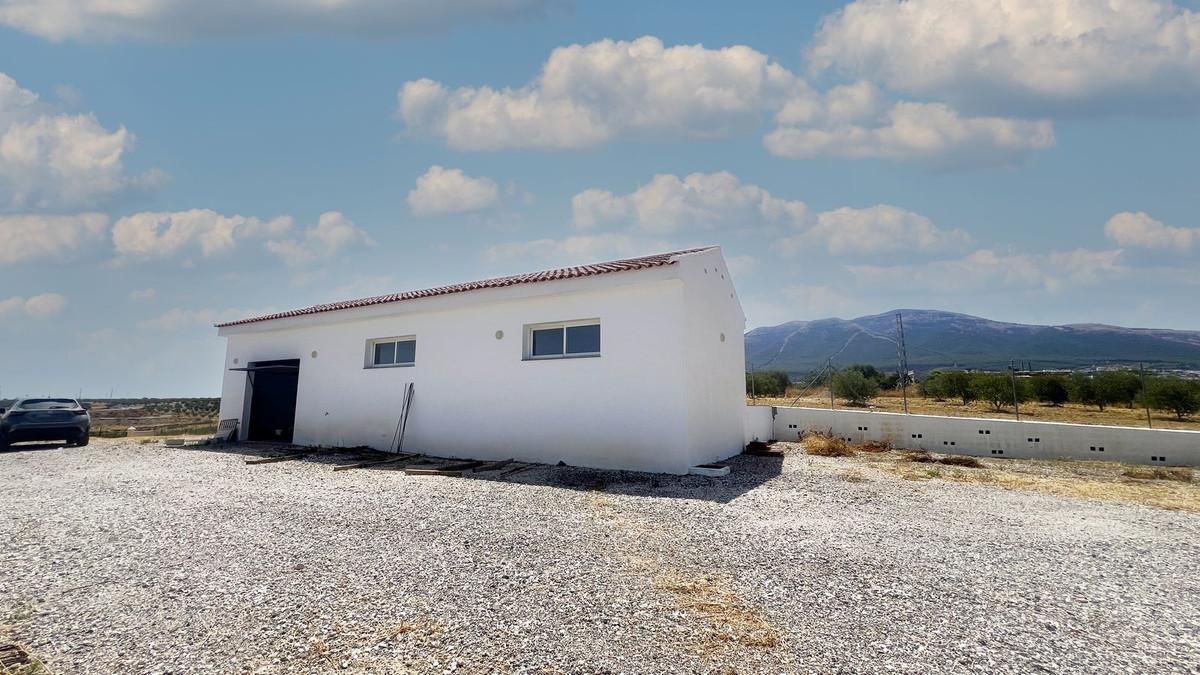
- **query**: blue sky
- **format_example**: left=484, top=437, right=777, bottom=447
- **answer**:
left=1, top=0, right=1198, bottom=397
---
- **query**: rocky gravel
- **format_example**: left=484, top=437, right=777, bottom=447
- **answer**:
left=2, top=439, right=1198, bottom=674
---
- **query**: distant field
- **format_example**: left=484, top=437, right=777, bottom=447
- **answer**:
left=751, top=388, right=1200, bottom=431
left=83, top=398, right=220, bottom=438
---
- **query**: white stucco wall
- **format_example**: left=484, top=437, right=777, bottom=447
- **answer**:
left=744, top=405, right=774, bottom=445
left=677, top=250, right=747, bottom=466
left=217, top=249, right=744, bottom=474
left=771, top=406, right=1200, bottom=466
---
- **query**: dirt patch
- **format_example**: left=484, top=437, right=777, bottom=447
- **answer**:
left=903, top=451, right=983, bottom=469
left=658, top=572, right=781, bottom=652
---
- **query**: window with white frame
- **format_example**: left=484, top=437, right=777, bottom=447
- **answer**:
left=525, top=320, right=601, bottom=359
left=366, top=336, right=416, bottom=368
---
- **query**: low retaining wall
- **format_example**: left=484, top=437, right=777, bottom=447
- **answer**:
left=760, top=405, right=1200, bottom=467
left=744, top=405, right=774, bottom=445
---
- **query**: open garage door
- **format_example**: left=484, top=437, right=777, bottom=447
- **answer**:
left=232, top=359, right=300, bottom=442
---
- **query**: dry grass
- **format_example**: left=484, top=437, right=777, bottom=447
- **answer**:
left=1122, top=467, right=1194, bottom=482
left=846, top=451, right=1200, bottom=512
left=939, top=455, right=984, bottom=468
left=858, top=439, right=893, bottom=453
left=802, top=433, right=855, bottom=457
left=753, top=388, right=1200, bottom=431
left=304, top=638, right=333, bottom=665
left=658, top=573, right=781, bottom=651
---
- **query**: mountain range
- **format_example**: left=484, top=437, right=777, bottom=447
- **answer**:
left=744, top=310, right=1200, bottom=376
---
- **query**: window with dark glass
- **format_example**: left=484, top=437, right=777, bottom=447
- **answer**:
left=368, top=337, right=416, bottom=367
left=526, top=321, right=600, bottom=359
left=531, top=327, right=565, bottom=357
left=565, top=324, right=600, bottom=354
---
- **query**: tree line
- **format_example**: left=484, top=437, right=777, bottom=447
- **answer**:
left=748, top=367, right=1200, bottom=420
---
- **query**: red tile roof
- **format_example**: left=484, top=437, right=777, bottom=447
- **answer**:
left=215, top=246, right=715, bottom=328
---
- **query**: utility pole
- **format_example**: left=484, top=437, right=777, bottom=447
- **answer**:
left=1010, top=360, right=1021, bottom=421
left=827, top=358, right=835, bottom=411
left=1140, top=363, right=1152, bottom=429
left=895, top=312, right=910, bottom=414
left=748, top=361, right=757, bottom=404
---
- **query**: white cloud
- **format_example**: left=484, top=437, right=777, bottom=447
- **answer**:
left=571, top=171, right=809, bottom=234
left=848, top=248, right=1126, bottom=293
left=776, top=204, right=971, bottom=256
left=0, top=293, right=67, bottom=319
left=129, top=288, right=156, bottom=302
left=0, top=0, right=548, bottom=41
left=483, top=233, right=671, bottom=265
left=407, top=165, right=499, bottom=216
left=808, top=0, right=1200, bottom=113
left=265, top=211, right=374, bottom=266
left=397, top=37, right=1055, bottom=165
left=112, top=208, right=293, bottom=259
left=398, top=36, right=797, bottom=150
left=765, top=100, right=1054, bottom=166
left=0, top=72, right=157, bottom=209
left=1105, top=211, right=1197, bottom=250
left=571, top=171, right=966, bottom=256
left=0, top=212, right=108, bottom=264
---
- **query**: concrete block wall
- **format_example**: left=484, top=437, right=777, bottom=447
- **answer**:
left=770, top=406, right=1200, bottom=467
left=744, top=405, right=774, bottom=445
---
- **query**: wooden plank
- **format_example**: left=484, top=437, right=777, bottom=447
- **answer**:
left=438, top=461, right=485, bottom=472
left=473, top=459, right=514, bottom=472
left=245, top=453, right=308, bottom=465
left=404, top=468, right=463, bottom=477
left=500, top=464, right=534, bottom=477
left=332, top=453, right=417, bottom=472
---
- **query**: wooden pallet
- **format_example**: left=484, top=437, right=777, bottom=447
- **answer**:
left=332, top=453, right=418, bottom=472
left=0, top=643, right=32, bottom=670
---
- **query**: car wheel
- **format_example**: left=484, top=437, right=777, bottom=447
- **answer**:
left=75, top=430, right=90, bottom=447
left=0, top=432, right=8, bottom=450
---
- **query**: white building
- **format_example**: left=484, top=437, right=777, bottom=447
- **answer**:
left=215, top=246, right=746, bottom=474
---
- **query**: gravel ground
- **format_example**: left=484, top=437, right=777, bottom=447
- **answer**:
left=2, top=440, right=1199, bottom=674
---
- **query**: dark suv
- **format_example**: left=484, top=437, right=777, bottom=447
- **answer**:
left=0, top=398, right=91, bottom=449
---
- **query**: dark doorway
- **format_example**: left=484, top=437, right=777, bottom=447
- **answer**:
left=242, top=359, right=300, bottom=442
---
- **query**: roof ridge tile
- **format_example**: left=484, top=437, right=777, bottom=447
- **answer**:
left=215, top=246, right=714, bottom=328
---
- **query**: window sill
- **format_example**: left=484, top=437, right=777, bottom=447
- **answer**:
left=523, top=353, right=601, bottom=362
left=365, top=363, right=416, bottom=369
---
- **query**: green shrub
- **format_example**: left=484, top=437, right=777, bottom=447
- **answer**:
left=831, top=368, right=880, bottom=406
left=970, top=373, right=1029, bottom=412
left=1031, top=374, right=1069, bottom=406
left=922, top=370, right=975, bottom=405
left=1069, top=371, right=1142, bottom=411
left=746, top=370, right=790, bottom=397
left=1146, top=378, right=1200, bottom=420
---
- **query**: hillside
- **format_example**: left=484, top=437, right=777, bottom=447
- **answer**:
left=745, top=309, right=1200, bottom=375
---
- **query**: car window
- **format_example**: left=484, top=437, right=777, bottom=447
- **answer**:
left=17, top=399, right=78, bottom=410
